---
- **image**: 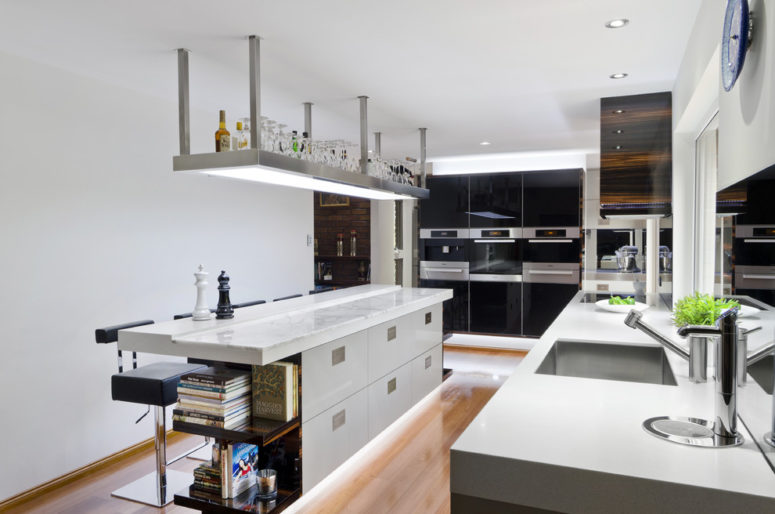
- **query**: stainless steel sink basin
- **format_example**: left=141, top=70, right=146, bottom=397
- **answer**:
left=748, top=354, right=774, bottom=394
left=535, top=339, right=677, bottom=386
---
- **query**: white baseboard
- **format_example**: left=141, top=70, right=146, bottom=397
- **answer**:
left=445, top=333, right=537, bottom=351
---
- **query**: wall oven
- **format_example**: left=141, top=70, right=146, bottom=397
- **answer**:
left=522, top=227, right=581, bottom=263
left=468, top=228, right=522, bottom=335
left=732, top=226, right=775, bottom=307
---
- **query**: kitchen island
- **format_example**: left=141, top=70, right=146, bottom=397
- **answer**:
left=118, top=284, right=452, bottom=503
left=450, top=291, right=775, bottom=513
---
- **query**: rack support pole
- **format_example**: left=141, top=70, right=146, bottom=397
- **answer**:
left=419, top=128, right=427, bottom=188
left=303, top=102, right=313, bottom=138
left=374, top=131, right=382, bottom=158
left=249, top=35, right=261, bottom=150
left=359, top=96, right=369, bottom=174
left=177, top=49, right=190, bottom=156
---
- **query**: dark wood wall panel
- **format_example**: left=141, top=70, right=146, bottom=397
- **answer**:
left=600, top=92, right=672, bottom=216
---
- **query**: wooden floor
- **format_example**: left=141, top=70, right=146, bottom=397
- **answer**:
left=5, top=346, right=526, bottom=514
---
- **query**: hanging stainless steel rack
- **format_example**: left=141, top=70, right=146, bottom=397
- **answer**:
left=173, top=36, right=429, bottom=201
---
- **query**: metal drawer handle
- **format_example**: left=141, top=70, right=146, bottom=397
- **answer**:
left=742, top=274, right=775, bottom=280
left=425, top=312, right=432, bottom=324
left=424, top=267, right=464, bottom=273
left=743, top=239, right=775, bottom=243
left=332, top=409, right=346, bottom=431
left=474, top=239, right=515, bottom=243
left=528, top=270, right=574, bottom=275
left=332, top=346, right=346, bottom=366
left=425, top=355, right=432, bottom=369
left=528, top=239, right=573, bottom=243
left=387, top=326, right=397, bottom=341
left=387, top=377, right=397, bottom=394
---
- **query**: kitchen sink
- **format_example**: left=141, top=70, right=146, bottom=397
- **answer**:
left=535, top=339, right=678, bottom=386
left=748, top=354, right=774, bottom=394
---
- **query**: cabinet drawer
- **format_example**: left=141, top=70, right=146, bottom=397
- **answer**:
left=411, top=344, right=443, bottom=405
left=410, top=304, right=442, bottom=357
left=301, top=387, right=368, bottom=493
left=302, top=331, right=368, bottom=421
left=368, top=362, right=412, bottom=439
left=367, top=315, right=412, bottom=382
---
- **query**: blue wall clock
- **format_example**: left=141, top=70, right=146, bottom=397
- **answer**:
left=721, top=0, right=753, bottom=92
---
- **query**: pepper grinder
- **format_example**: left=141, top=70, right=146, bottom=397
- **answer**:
left=215, top=270, right=234, bottom=319
left=192, top=265, right=212, bottom=321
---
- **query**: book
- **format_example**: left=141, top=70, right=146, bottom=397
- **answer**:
left=177, top=393, right=250, bottom=409
left=178, top=379, right=250, bottom=394
left=252, top=361, right=297, bottom=422
left=175, top=400, right=250, bottom=418
left=173, top=413, right=249, bottom=429
left=220, top=442, right=259, bottom=499
left=182, top=366, right=250, bottom=386
left=177, top=383, right=251, bottom=401
left=173, top=406, right=250, bottom=423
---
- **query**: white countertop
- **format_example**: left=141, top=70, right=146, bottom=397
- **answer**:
left=450, top=292, right=775, bottom=513
left=118, top=284, right=452, bottom=365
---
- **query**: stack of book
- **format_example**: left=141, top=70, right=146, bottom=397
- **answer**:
left=192, top=460, right=221, bottom=496
left=173, top=367, right=251, bottom=429
left=252, top=361, right=299, bottom=422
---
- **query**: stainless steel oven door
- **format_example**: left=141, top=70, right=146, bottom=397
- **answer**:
left=523, top=262, right=580, bottom=284
left=735, top=265, right=775, bottom=290
left=469, top=228, right=522, bottom=275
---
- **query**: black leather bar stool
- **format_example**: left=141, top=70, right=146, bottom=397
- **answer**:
left=273, top=293, right=303, bottom=302
left=95, top=320, right=207, bottom=507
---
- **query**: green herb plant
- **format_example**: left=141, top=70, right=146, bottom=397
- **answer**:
left=608, top=296, right=635, bottom=306
left=672, top=292, right=739, bottom=327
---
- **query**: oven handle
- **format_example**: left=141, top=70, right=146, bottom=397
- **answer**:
left=526, top=270, right=574, bottom=275
left=743, top=239, right=775, bottom=243
left=742, top=274, right=775, bottom=280
left=423, top=267, right=465, bottom=273
left=473, top=239, right=516, bottom=244
left=528, top=239, right=573, bottom=243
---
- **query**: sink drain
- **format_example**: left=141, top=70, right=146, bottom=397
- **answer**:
left=643, top=416, right=743, bottom=448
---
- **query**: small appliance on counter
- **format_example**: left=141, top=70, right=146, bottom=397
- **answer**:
left=659, top=246, right=672, bottom=272
left=615, top=245, right=640, bottom=272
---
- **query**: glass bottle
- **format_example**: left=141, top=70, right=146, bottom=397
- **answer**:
left=241, top=118, right=251, bottom=149
left=232, top=121, right=243, bottom=151
left=336, top=233, right=344, bottom=257
left=291, top=130, right=300, bottom=156
left=301, top=131, right=310, bottom=160
left=215, top=110, right=231, bottom=152
left=350, top=230, right=357, bottom=256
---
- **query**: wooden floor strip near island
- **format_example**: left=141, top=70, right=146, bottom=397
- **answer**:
left=1, top=345, right=525, bottom=514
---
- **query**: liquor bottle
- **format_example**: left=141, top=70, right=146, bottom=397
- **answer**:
left=236, top=121, right=249, bottom=150
left=241, top=118, right=251, bottom=149
left=350, top=230, right=357, bottom=256
left=215, top=110, right=231, bottom=152
left=336, top=234, right=344, bottom=257
left=301, top=132, right=310, bottom=160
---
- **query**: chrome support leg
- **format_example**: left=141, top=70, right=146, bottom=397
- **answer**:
left=177, top=48, right=190, bottom=156
left=304, top=102, right=313, bottom=138
left=419, top=128, right=427, bottom=188
left=359, top=95, right=368, bottom=174
left=249, top=35, right=261, bottom=150
left=155, top=405, right=167, bottom=504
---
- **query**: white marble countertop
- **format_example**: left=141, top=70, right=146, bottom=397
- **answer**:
left=118, top=284, right=452, bottom=365
left=450, top=291, right=775, bottom=513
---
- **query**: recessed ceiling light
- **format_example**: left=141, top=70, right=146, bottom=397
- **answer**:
left=605, top=18, right=629, bottom=29
left=610, top=73, right=628, bottom=79
left=613, top=109, right=625, bottom=114
left=614, top=145, right=623, bottom=150
left=480, top=141, right=491, bottom=146
left=613, top=129, right=623, bottom=134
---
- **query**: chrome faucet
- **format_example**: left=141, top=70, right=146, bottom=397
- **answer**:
left=676, top=307, right=741, bottom=443
left=624, top=310, right=701, bottom=379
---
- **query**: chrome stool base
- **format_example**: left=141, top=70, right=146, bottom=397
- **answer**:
left=111, top=469, right=191, bottom=507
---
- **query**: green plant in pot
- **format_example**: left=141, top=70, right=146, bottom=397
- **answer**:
left=672, top=292, right=739, bottom=328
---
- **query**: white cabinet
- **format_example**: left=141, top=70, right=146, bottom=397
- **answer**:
left=411, top=304, right=442, bottom=357
left=411, top=344, right=443, bottom=404
left=301, top=387, right=368, bottom=493
left=368, top=361, right=413, bottom=439
left=367, top=315, right=412, bottom=382
left=302, top=331, right=368, bottom=421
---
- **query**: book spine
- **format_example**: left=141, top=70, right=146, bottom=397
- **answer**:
left=177, top=385, right=249, bottom=400
left=220, top=443, right=229, bottom=499
left=173, top=415, right=226, bottom=428
left=178, top=381, right=249, bottom=393
left=184, top=374, right=249, bottom=386
left=174, top=408, right=250, bottom=423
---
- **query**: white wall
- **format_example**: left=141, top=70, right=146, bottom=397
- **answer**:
left=370, top=200, right=396, bottom=284
left=0, top=51, right=313, bottom=500
left=718, top=0, right=775, bottom=189
left=671, top=0, right=724, bottom=301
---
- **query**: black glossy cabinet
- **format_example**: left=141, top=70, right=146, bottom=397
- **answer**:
left=420, top=279, right=469, bottom=332
left=420, top=176, right=469, bottom=228
left=522, top=282, right=578, bottom=337
left=469, top=282, right=521, bottom=334
left=523, top=170, right=580, bottom=227
left=469, top=173, right=522, bottom=228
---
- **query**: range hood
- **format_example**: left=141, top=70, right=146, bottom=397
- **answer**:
left=173, top=36, right=430, bottom=201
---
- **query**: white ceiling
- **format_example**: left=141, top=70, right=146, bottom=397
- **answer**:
left=0, top=0, right=703, bottom=162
